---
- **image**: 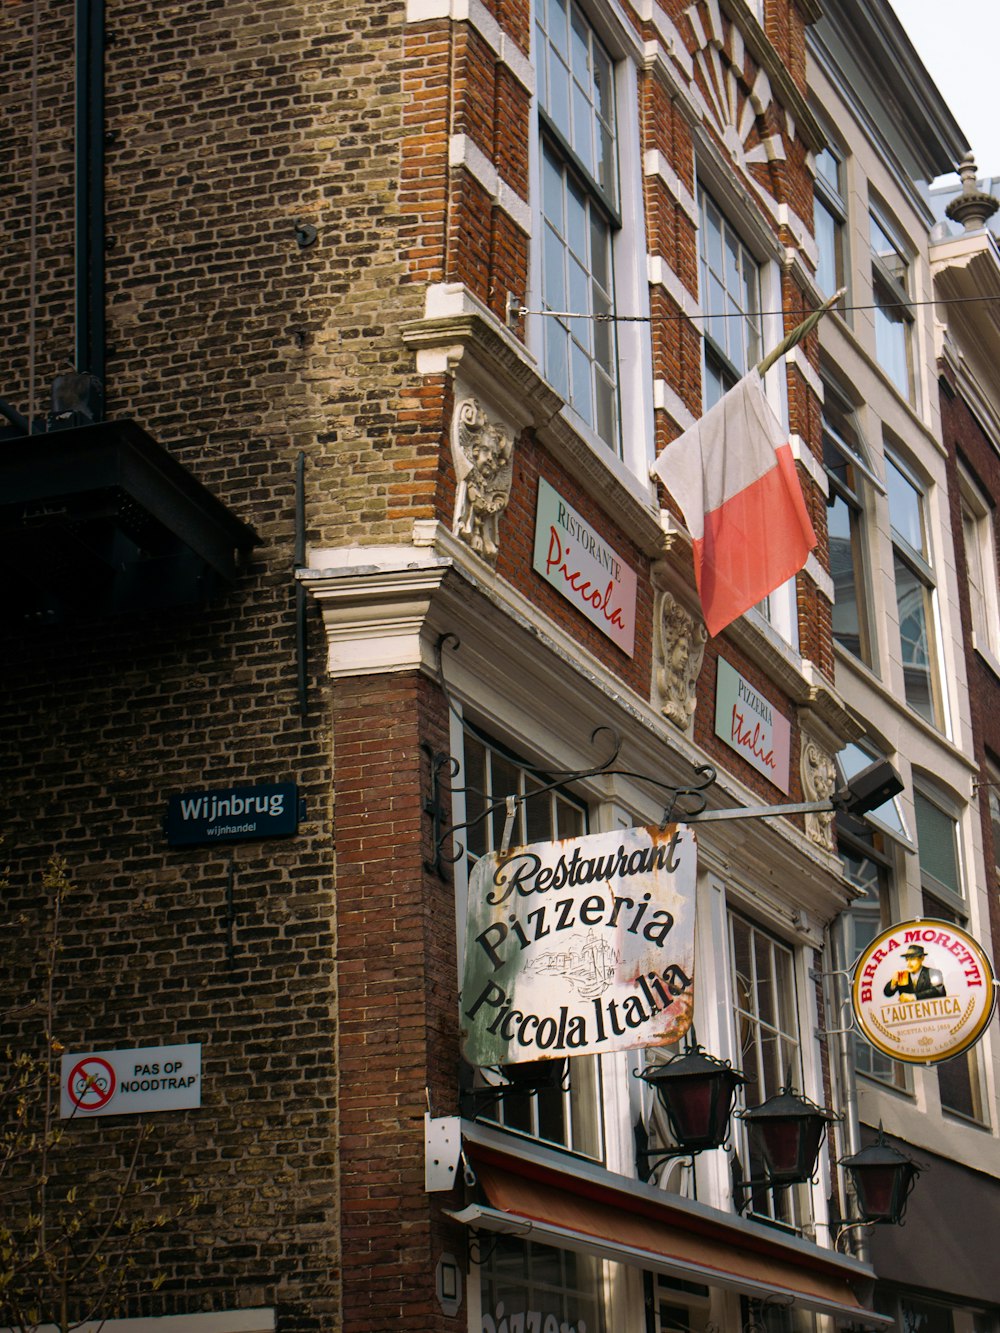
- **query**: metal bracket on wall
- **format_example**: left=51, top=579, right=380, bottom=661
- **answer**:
left=422, top=632, right=718, bottom=877
left=425, top=1113, right=464, bottom=1192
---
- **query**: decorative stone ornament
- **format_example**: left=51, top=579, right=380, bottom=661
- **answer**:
left=944, top=153, right=999, bottom=233
left=684, top=1, right=786, bottom=178
left=451, top=396, right=515, bottom=562
left=653, top=587, right=707, bottom=732
left=801, top=737, right=837, bottom=850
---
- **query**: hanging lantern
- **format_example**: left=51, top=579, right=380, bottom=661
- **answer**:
left=636, top=1042, right=747, bottom=1153
left=739, top=1086, right=838, bottom=1188
left=839, top=1125, right=921, bottom=1225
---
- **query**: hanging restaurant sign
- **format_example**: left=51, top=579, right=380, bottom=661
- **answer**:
left=461, top=823, right=697, bottom=1067
left=851, top=919, right=997, bottom=1065
left=532, top=477, right=637, bottom=657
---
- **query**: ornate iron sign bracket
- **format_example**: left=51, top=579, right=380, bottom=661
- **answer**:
left=422, top=632, right=718, bottom=877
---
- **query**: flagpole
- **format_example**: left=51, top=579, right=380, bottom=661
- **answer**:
left=756, top=287, right=846, bottom=376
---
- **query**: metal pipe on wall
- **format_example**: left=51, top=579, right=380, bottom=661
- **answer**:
left=76, top=0, right=106, bottom=400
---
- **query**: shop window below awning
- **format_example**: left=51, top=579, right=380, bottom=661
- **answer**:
left=448, top=1136, right=891, bottom=1330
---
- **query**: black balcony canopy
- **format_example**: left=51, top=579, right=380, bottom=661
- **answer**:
left=0, top=419, right=259, bottom=622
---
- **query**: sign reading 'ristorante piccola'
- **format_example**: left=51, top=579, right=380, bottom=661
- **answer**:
left=852, top=919, right=997, bottom=1065
left=461, top=824, right=697, bottom=1067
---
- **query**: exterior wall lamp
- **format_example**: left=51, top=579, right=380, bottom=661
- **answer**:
left=460, top=1058, right=568, bottom=1122
left=684, top=757, right=904, bottom=826
left=734, top=1085, right=840, bottom=1209
left=634, top=1036, right=748, bottom=1182
left=838, top=1124, right=920, bottom=1226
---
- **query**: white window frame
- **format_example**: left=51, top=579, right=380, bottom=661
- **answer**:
left=698, top=185, right=763, bottom=409
left=959, top=466, right=1000, bottom=671
left=822, top=381, right=880, bottom=670
left=869, top=206, right=915, bottom=402
left=886, top=449, right=947, bottom=730
left=813, top=141, right=847, bottom=303
left=450, top=710, right=607, bottom=1163
left=726, top=909, right=820, bottom=1232
left=695, top=179, right=798, bottom=645
left=837, top=820, right=909, bottom=1091
left=528, top=0, right=653, bottom=487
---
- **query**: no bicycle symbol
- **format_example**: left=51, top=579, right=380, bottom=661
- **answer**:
left=59, top=1043, right=202, bottom=1118
left=67, top=1056, right=117, bottom=1110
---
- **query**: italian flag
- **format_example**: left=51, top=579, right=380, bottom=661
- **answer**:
left=653, top=369, right=816, bottom=638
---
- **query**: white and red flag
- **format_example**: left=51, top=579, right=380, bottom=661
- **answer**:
left=652, top=369, right=816, bottom=638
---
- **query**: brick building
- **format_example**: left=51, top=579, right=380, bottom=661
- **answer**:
left=3, top=0, right=994, bottom=1331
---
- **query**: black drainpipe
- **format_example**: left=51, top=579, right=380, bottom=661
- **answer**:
left=76, top=0, right=106, bottom=408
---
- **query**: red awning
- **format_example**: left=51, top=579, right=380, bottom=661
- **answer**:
left=450, top=1137, right=890, bottom=1329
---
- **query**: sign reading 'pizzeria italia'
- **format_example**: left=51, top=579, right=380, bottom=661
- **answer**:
left=461, top=824, right=697, bottom=1067
left=714, top=658, right=791, bottom=793
left=852, top=919, right=997, bottom=1065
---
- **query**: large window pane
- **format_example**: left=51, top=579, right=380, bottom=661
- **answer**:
left=537, top=0, right=621, bottom=453
left=827, top=490, right=865, bottom=657
left=482, top=1237, right=606, bottom=1333
left=730, top=914, right=806, bottom=1225
left=460, top=730, right=602, bottom=1159
left=887, top=455, right=940, bottom=725
left=893, top=553, right=936, bottom=723
left=815, top=197, right=841, bottom=298
left=699, top=187, right=761, bottom=396
left=870, top=210, right=913, bottom=400
left=887, top=457, right=926, bottom=556
left=914, top=791, right=961, bottom=898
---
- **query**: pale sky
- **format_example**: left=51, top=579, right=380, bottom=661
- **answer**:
left=895, top=0, right=1000, bottom=179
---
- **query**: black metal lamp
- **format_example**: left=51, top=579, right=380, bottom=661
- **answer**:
left=739, top=1085, right=839, bottom=1189
left=839, top=1124, right=920, bottom=1225
left=460, top=1057, right=568, bottom=1122
left=634, top=1037, right=747, bottom=1182
left=637, top=1041, right=747, bottom=1152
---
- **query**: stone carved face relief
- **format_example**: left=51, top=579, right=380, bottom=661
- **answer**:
left=655, top=591, right=707, bottom=731
left=451, top=397, right=515, bottom=562
left=801, top=739, right=837, bottom=850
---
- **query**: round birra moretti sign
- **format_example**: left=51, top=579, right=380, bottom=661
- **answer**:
left=852, top=919, right=996, bottom=1065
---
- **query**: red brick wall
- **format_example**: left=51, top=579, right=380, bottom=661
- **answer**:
left=939, top=372, right=1000, bottom=966
left=332, top=671, right=464, bottom=1332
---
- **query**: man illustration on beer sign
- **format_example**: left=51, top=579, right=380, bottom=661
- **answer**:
left=882, top=943, right=946, bottom=1002
left=853, top=920, right=996, bottom=1065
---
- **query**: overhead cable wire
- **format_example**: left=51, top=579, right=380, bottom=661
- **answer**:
left=516, top=292, right=1000, bottom=322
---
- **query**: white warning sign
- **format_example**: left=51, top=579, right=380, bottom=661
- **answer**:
left=60, top=1043, right=202, bottom=1118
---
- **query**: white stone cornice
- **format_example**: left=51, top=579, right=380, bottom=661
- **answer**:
left=653, top=379, right=697, bottom=432
left=784, top=345, right=823, bottom=402
left=788, top=433, right=828, bottom=496
left=301, top=532, right=851, bottom=910
left=449, top=135, right=531, bottom=235
left=643, top=150, right=699, bottom=227
left=647, top=255, right=702, bottom=328
left=299, top=549, right=451, bottom=677
left=803, top=552, right=834, bottom=602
